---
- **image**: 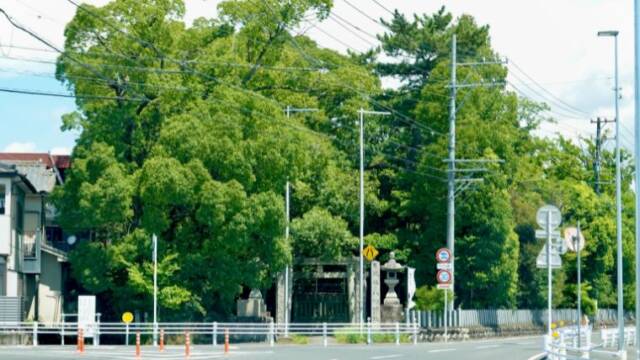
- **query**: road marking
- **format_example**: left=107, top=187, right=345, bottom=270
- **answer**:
left=428, top=348, right=456, bottom=353
left=370, top=355, right=403, bottom=359
left=476, top=344, right=500, bottom=349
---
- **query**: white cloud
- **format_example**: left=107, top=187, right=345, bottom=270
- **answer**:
left=50, top=146, right=71, bottom=155
left=3, top=141, right=37, bottom=153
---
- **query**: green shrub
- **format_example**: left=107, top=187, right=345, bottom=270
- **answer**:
left=291, top=334, right=309, bottom=345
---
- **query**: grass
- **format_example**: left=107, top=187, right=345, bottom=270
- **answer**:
left=334, top=327, right=411, bottom=344
left=290, top=334, right=309, bottom=345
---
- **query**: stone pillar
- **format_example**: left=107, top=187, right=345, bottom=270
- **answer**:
left=370, top=261, right=381, bottom=324
left=276, top=272, right=286, bottom=325
left=348, top=263, right=358, bottom=323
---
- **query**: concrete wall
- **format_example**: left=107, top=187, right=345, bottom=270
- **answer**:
left=38, top=251, right=62, bottom=323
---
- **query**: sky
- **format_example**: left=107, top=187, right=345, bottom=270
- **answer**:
left=0, top=0, right=635, bottom=154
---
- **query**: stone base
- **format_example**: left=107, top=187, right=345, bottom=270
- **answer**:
left=381, top=304, right=404, bottom=323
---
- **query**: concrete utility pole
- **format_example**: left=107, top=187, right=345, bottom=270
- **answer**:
left=446, top=34, right=457, bottom=311
left=598, top=30, right=624, bottom=352
left=358, top=108, right=390, bottom=326
left=591, top=117, right=615, bottom=194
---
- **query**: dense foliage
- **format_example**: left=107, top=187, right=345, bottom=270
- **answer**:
left=53, top=0, right=635, bottom=319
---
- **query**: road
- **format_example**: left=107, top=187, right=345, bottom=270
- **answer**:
left=0, top=336, right=545, bottom=359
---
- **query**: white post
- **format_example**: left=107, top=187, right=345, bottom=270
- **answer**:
left=126, top=323, right=129, bottom=346
left=413, top=312, right=418, bottom=345
left=367, top=317, right=372, bottom=345
left=61, top=315, right=65, bottom=346
left=270, top=319, right=275, bottom=347
left=446, top=34, right=457, bottom=310
left=152, top=234, right=158, bottom=347
left=323, top=322, right=327, bottom=347
left=395, top=322, right=400, bottom=345
left=33, top=321, right=38, bottom=346
left=95, top=313, right=101, bottom=346
left=577, top=222, right=582, bottom=350
left=213, top=322, right=217, bottom=346
left=634, top=1, right=640, bottom=355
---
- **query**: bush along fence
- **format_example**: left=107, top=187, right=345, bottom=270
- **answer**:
left=411, top=308, right=635, bottom=329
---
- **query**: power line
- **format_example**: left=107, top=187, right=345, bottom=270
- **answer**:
left=0, top=86, right=145, bottom=101
left=341, top=0, right=385, bottom=26
left=369, top=0, right=395, bottom=16
left=329, top=11, right=378, bottom=41
left=509, top=59, right=591, bottom=117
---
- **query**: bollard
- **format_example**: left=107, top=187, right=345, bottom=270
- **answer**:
left=395, top=322, right=400, bottom=346
left=77, top=328, right=84, bottom=353
left=185, top=331, right=191, bottom=358
left=224, top=328, right=229, bottom=354
left=159, top=329, right=165, bottom=352
left=322, top=322, right=327, bottom=348
left=366, top=317, right=372, bottom=345
left=126, top=323, right=130, bottom=346
left=61, top=318, right=65, bottom=346
left=213, top=322, right=217, bottom=346
left=33, top=321, right=38, bottom=346
left=135, top=331, right=141, bottom=358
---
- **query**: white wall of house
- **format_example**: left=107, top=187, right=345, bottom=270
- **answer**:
left=6, top=269, right=18, bottom=296
left=38, top=252, right=63, bottom=323
left=0, top=178, right=11, bottom=255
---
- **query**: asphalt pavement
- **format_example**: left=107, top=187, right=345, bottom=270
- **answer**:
left=0, top=336, right=546, bottom=360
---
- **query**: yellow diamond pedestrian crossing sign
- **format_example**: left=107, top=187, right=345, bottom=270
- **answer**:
left=363, top=245, right=379, bottom=262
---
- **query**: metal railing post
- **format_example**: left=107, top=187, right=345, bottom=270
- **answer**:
left=323, top=322, right=327, bottom=347
left=213, top=322, right=217, bottom=346
left=126, top=323, right=130, bottom=346
left=61, top=316, right=65, bottom=346
left=95, top=313, right=101, bottom=346
left=367, top=317, right=372, bottom=345
left=270, top=319, right=275, bottom=347
left=395, top=322, right=400, bottom=345
left=33, top=321, right=38, bottom=346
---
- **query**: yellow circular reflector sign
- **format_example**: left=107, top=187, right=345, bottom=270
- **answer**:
left=122, top=311, right=134, bottom=323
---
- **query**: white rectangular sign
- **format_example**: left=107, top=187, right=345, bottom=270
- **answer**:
left=535, top=229, right=561, bottom=239
left=78, top=295, right=96, bottom=338
left=437, top=284, right=452, bottom=290
left=436, top=263, right=453, bottom=270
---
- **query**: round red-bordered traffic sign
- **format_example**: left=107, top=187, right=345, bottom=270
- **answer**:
left=436, top=270, right=452, bottom=284
left=436, top=248, right=452, bottom=263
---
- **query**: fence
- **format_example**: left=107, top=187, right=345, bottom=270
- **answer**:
left=0, top=320, right=420, bottom=347
left=413, top=309, right=634, bottom=329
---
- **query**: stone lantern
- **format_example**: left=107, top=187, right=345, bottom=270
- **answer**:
left=381, top=252, right=404, bottom=323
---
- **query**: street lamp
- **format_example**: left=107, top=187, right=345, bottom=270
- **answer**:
left=597, top=29, right=623, bottom=354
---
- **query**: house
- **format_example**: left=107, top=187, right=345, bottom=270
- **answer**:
left=0, top=153, right=71, bottom=323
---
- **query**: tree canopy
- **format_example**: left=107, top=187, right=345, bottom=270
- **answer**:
left=52, top=0, right=635, bottom=319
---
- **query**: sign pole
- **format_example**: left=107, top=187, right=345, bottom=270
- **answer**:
left=547, top=210, right=552, bottom=337
left=153, top=234, right=158, bottom=347
left=577, top=221, right=582, bottom=349
left=444, top=290, right=448, bottom=343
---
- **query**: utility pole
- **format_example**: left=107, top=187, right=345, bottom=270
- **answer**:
left=282, top=106, right=317, bottom=335
left=446, top=35, right=457, bottom=312
left=591, top=117, right=615, bottom=194
left=358, top=108, right=391, bottom=326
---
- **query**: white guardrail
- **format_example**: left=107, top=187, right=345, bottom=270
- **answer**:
left=0, top=320, right=420, bottom=347
left=545, top=325, right=633, bottom=359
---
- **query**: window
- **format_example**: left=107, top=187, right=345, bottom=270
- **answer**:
left=0, top=256, right=6, bottom=296
left=0, top=184, right=4, bottom=215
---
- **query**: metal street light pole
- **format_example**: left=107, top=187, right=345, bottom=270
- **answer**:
left=634, top=1, right=640, bottom=355
left=598, top=30, right=623, bottom=351
left=152, top=233, right=158, bottom=346
left=576, top=222, right=582, bottom=350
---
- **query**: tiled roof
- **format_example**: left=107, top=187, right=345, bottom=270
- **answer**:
left=0, top=153, right=71, bottom=169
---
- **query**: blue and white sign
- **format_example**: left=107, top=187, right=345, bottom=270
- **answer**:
left=436, top=248, right=451, bottom=263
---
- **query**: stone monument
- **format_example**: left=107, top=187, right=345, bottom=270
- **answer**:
left=381, top=252, right=404, bottom=323
left=370, top=261, right=381, bottom=324
left=237, top=288, right=267, bottom=318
